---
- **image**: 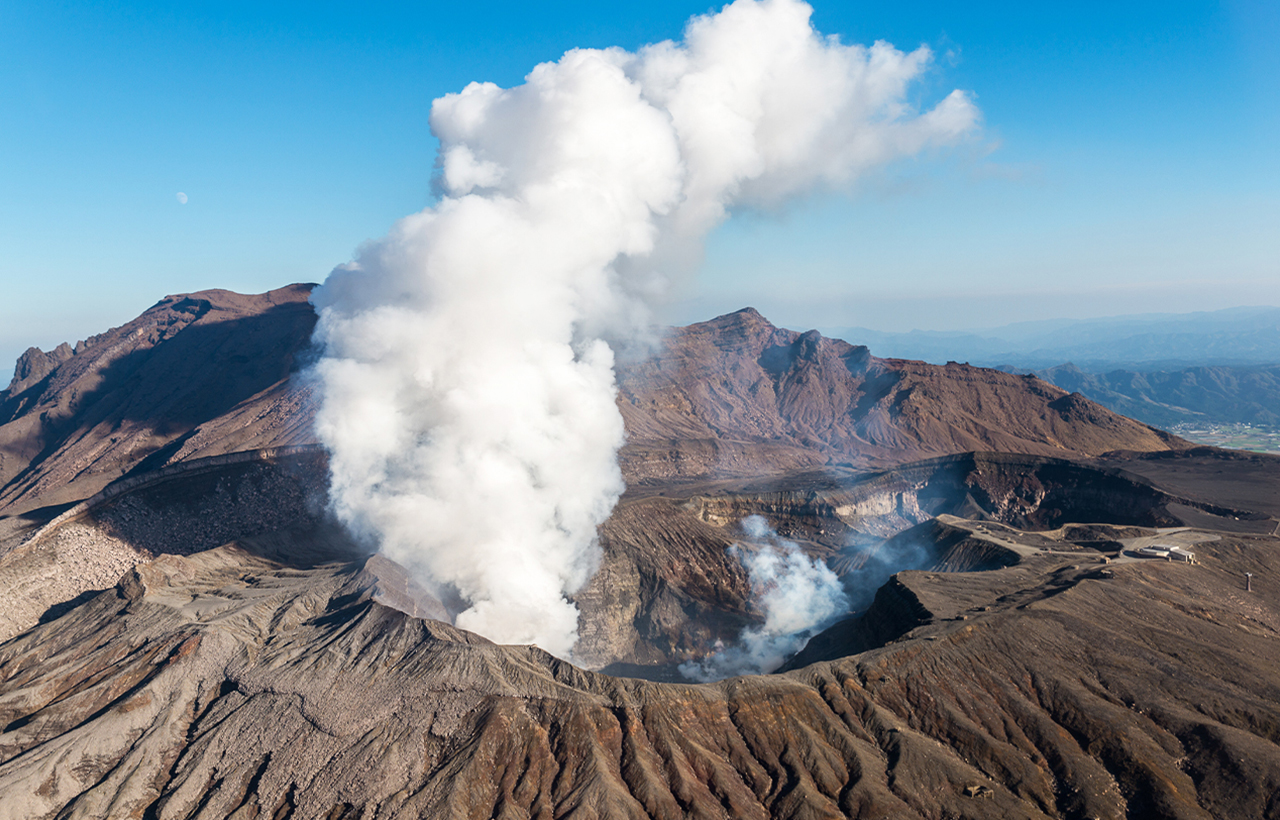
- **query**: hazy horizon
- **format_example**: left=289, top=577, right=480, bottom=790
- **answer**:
left=4, top=0, right=1277, bottom=382
left=6, top=296, right=1280, bottom=390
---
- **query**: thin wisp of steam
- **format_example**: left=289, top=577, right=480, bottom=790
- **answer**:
left=310, top=0, right=979, bottom=658
left=680, top=516, right=849, bottom=681
left=840, top=535, right=936, bottom=614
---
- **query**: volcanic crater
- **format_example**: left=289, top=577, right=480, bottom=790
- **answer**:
left=2, top=287, right=1279, bottom=819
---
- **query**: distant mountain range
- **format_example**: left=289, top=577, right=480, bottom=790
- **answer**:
left=819, top=307, right=1280, bottom=430
left=1026, top=362, right=1280, bottom=428
left=824, top=305, right=1280, bottom=371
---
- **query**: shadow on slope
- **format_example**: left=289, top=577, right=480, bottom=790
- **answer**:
left=0, top=291, right=317, bottom=513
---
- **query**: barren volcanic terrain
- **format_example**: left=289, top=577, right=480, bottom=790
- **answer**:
left=2, top=287, right=1279, bottom=819
left=0, top=289, right=1186, bottom=519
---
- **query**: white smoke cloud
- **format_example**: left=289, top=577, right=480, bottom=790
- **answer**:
left=310, top=0, right=979, bottom=659
left=680, top=516, right=849, bottom=681
left=842, top=533, right=936, bottom=614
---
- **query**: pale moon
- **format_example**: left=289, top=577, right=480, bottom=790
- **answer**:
left=176, top=192, right=188, bottom=204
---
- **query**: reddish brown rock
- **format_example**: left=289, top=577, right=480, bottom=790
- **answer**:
left=0, top=285, right=317, bottom=515
left=0, top=293, right=1187, bottom=520
left=618, top=308, right=1186, bottom=483
left=2, top=287, right=1268, bottom=820
left=2, top=522, right=1279, bottom=819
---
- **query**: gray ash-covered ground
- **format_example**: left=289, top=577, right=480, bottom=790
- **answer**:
left=0, top=450, right=330, bottom=643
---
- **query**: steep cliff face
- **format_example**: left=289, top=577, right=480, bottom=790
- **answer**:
left=682, top=452, right=1269, bottom=557
left=4, top=344, right=75, bottom=396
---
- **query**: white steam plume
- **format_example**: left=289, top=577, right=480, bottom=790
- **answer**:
left=310, top=0, right=978, bottom=659
left=681, top=516, right=849, bottom=681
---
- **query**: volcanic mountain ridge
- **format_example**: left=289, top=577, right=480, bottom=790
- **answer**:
left=3, top=286, right=1277, bottom=819
left=0, top=285, right=1197, bottom=668
left=0, top=286, right=1184, bottom=520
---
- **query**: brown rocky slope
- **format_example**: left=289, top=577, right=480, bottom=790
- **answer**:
left=617, top=308, right=1185, bottom=483
left=0, top=285, right=317, bottom=517
left=2, top=518, right=1279, bottom=819
left=5, top=287, right=1273, bottom=819
left=3, top=443, right=1269, bottom=674
left=0, top=291, right=1185, bottom=523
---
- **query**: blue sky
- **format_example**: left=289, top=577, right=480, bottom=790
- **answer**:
left=2, top=0, right=1277, bottom=381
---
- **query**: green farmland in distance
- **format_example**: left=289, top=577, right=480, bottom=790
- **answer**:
left=1170, top=422, right=1280, bottom=454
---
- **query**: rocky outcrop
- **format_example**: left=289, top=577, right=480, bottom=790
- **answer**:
left=4, top=344, right=74, bottom=396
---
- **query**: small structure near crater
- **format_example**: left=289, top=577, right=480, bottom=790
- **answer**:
left=1134, top=544, right=1198, bottom=563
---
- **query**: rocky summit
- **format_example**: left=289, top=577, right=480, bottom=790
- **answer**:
left=2, top=287, right=1279, bottom=819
